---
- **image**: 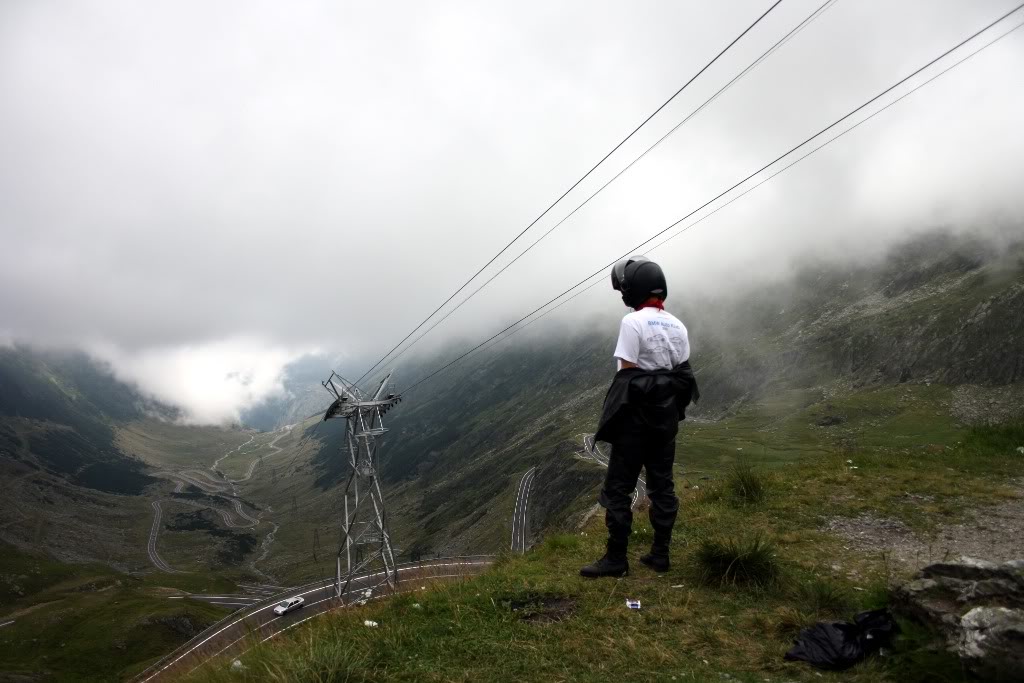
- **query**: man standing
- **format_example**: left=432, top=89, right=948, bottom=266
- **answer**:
left=581, top=256, right=699, bottom=578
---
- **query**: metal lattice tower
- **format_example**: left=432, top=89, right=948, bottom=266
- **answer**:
left=320, top=371, right=402, bottom=598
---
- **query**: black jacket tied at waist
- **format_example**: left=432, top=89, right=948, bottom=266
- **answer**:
left=595, top=361, right=700, bottom=444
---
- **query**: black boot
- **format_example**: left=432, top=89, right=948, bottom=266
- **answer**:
left=639, top=540, right=670, bottom=573
left=580, top=542, right=628, bottom=578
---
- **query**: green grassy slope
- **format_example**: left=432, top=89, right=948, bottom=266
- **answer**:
left=0, top=541, right=237, bottom=682
left=289, top=233, right=1023, bottom=560
left=227, top=234, right=1023, bottom=584
left=181, top=420, right=1022, bottom=683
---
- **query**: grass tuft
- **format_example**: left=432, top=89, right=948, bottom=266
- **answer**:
left=694, top=532, right=779, bottom=587
left=774, top=606, right=816, bottom=637
left=793, top=576, right=854, bottom=616
left=726, top=463, right=766, bottom=506
left=541, top=533, right=582, bottom=552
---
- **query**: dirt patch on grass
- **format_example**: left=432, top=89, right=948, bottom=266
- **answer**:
left=825, top=514, right=923, bottom=566
left=928, top=493, right=1024, bottom=563
left=505, top=593, right=577, bottom=624
left=826, top=484, right=1024, bottom=570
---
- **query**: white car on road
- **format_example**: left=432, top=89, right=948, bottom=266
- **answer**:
left=273, top=597, right=304, bottom=616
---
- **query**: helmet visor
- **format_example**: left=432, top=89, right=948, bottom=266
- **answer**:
left=611, top=256, right=648, bottom=293
left=611, top=260, right=628, bottom=291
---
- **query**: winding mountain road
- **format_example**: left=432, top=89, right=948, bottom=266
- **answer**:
left=144, top=423, right=299, bottom=573
left=231, top=498, right=260, bottom=525
left=180, top=470, right=232, bottom=491
left=510, top=467, right=537, bottom=553
left=141, top=430, right=617, bottom=674
left=582, top=434, right=646, bottom=509
left=135, top=557, right=494, bottom=682
left=146, top=501, right=180, bottom=573
left=234, top=425, right=293, bottom=483
left=156, top=471, right=229, bottom=495
left=211, top=434, right=256, bottom=473
left=146, top=426, right=295, bottom=573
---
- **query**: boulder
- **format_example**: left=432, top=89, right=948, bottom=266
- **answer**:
left=895, top=557, right=1024, bottom=681
left=958, top=607, right=1024, bottom=682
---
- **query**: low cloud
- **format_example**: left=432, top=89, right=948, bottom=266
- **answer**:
left=1, top=0, right=1023, bottom=420
left=89, top=339, right=311, bottom=424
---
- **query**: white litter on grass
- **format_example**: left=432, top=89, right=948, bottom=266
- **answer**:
left=231, top=659, right=246, bottom=672
left=846, top=459, right=854, bottom=464
left=626, top=599, right=641, bottom=610
left=412, top=603, right=422, bottom=609
left=671, top=584, right=684, bottom=588
left=363, top=589, right=372, bottom=598
left=1016, top=446, right=1024, bottom=454
left=364, top=620, right=379, bottom=628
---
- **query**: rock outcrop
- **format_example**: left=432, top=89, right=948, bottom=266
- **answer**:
left=895, top=557, right=1024, bottom=681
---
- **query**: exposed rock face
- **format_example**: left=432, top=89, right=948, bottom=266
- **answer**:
left=895, top=557, right=1024, bottom=681
left=959, top=607, right=1024, bottom=682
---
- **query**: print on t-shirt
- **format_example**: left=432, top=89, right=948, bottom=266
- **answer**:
left=613, top=308, right=690, bottom=371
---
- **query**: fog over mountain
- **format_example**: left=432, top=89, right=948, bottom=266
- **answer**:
left=2, top=0, right=1023, bottom=423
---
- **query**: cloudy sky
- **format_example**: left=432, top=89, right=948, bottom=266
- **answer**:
left=2, top=0, right=1023, bottom=422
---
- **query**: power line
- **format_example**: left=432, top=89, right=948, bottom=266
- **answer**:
left=646, top=18, right=1024, bottom=256
left=401, top=3, right=1024, bottom=393
left=378, top=0, right=841, bottom=373
left=351, top=0, right=785, bottom=388
left=452, top=13, right=1024, bottom=371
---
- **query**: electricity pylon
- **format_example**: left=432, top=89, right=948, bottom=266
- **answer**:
left=319, top=370, right=402, bottom=598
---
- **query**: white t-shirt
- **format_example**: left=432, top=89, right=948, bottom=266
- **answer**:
left=613, top=307, right=690, bottom=371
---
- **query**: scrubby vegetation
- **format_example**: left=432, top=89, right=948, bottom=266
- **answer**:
left=726, top=462, right=766, bottom=506
left=695, top=533, right=779, bottom=586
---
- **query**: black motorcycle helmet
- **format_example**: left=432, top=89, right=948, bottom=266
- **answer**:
left=610, top=256, right=668, bottom=309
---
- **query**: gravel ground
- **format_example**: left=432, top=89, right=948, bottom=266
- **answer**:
left=826, top=483, right=1024, bottom=570
left=950, top=384, right=1024, bottom=426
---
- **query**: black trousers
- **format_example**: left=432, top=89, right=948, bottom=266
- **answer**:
left=598, top=436, right=679, bottom=552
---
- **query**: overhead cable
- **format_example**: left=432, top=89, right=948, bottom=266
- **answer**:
left=380, top=0, right=842, bottom=372
left=481, top=13, right=1024, bottom=357
left=352, top=0, right=785, bottom=388
left=402, top=2, right=1024, bottom=393
left=462, top=10, right=1024, bottom=367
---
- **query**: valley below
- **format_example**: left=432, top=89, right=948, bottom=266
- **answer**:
left=1, top=232, right=1022, bottom=682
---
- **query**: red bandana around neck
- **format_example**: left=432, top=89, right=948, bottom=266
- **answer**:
left=637, top=297, right=664, bottom=311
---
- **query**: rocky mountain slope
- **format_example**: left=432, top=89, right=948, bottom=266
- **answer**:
left=304, top=230, right=1024, bottom=556
left=3, top=230, right=1019, bottom=572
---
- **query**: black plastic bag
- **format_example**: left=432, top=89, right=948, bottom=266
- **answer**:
left=784, top=608, right=899, bottom=670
